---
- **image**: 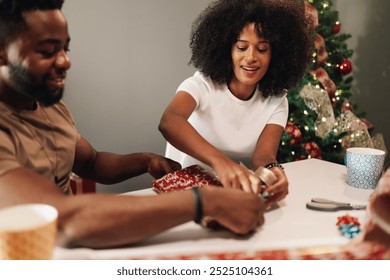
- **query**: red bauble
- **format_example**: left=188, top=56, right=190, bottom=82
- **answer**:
left=285, top=121, right=302, bottom=145
left=339, top=59, right=352, bottom=75
left=332, top=22, right=341, bottom=34
left=302, top=142, right=322, bottom=159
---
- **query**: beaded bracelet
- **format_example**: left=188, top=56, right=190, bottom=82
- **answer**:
left=264, top=162, right=284, bottom=170
left=192, top=187, right=203, bottom=224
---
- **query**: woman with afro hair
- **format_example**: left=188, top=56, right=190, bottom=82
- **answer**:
left=159, top=0, right=312, bottom=204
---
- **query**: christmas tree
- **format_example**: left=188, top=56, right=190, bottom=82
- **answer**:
left=277, top=0, right=386, bottom=164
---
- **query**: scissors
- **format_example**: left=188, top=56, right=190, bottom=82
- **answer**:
left=306, top=197, right=367, bottom=212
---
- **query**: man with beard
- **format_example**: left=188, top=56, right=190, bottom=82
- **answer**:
left=0, top=0, right=265, bottom=249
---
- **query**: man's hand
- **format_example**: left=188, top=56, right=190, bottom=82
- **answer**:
left=202, top=187, right=265, bottom=235
left=147, top=154, right=182, bottom=178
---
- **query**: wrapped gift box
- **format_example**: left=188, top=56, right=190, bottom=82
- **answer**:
left=152, top=165, right=222, bottom=193
left=70, top=174, right=96, bottom=195
left=152, top=165, right=224, bottom=229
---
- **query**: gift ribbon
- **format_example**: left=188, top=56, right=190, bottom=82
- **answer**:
left=337, top=214, right=361, bottom=239
left=310, top=67, right=337, bottom=98
left=314, top=34, right=328, bottom=66
left=305, top=1, right=319, bottom=27
left=305, top=1, right=337, bottom=99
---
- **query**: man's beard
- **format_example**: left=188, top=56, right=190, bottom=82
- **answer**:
left=9, top=63, right=64, bottom=107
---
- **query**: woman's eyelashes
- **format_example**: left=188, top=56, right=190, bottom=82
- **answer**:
left=235, top=45, right=269, bottom=53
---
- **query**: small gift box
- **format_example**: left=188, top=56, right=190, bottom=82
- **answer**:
left=70, top=173, right=96, bottom=195
left=152, top=165, right=224, bottom=229
left=152, top=165, right=222, bottom=193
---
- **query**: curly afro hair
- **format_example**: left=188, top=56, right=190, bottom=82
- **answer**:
left=0, top=0, right=64, bottom=46
left=190, top=0, right=313, bottom=97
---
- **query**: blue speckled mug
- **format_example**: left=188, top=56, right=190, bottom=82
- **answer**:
left=346, top=147, right=386, bottom=189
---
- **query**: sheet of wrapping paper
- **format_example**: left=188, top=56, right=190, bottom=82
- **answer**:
left=152, top=164, right=276, bottom=229
left=299, top=84, right=336, bottom=138
left=334, top=110, right=374, bottom=149
left=152, top=165, right=222, bottom=193
left=152, top=165, right=223, bottom=228
left=133, top=241, right=388, bottom=260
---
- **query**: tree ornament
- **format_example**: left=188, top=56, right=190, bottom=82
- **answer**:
left=332, top=22, right=341, bottom=34
left=302, top=141, right=322, bottom=159
left=285, top=121, right=302, bottom=145
left=339, top=59, right=352, bottom=75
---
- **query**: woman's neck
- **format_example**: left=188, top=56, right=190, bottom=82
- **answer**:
left=228, top=80, right=257, bottom=101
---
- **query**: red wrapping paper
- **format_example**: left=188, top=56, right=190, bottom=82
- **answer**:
left=152, top=165, right=222, bottom=193
left=152, top=165, right=224, bottom=229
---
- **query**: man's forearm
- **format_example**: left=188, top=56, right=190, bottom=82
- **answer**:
left=57, top=191, right=194, bottom=248
left=80, top=152, right=152, bottom=184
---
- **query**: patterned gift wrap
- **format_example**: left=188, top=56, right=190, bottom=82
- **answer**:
left=129, top=241, right=389, bottom=260
left=152, top=165, right=224, bottom=229
left=152, top=165, right=222, bottom=193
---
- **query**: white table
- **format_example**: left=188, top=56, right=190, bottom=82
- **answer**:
left=54, top=159, right=374, bottom=259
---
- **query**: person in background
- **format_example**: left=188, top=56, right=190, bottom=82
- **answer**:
left=0, top=0, right=265, bottom=249
left=159, top=0, right=312, bottom=204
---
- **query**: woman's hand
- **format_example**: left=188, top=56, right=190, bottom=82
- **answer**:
left=261, top=167, right=289, bottom=207
left=212, top=158, right=262, bottom=194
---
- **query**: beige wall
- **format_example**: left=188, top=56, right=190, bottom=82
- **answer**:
left=334, top=0, right=390, bottom=165
left=63, top=0, right=390, bottom=193
left=63, top=0, right=212, bottom=193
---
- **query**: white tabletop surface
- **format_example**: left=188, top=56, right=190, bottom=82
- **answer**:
left=54, top=159, right=374, bottom=259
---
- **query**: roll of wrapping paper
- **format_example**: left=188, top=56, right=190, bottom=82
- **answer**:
left=240, top=163, right=278, bottom=198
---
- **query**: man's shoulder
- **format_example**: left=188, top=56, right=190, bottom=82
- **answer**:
left=52, top=100, right=72, bottom=113
left=0, top=101, right=14, bottom=117
left=0, top=102, right=17, bottom=130
left=47, top=101, right=75, bottom=121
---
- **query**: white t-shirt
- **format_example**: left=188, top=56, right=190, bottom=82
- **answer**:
left=165, top=71, right=288, bottom=169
